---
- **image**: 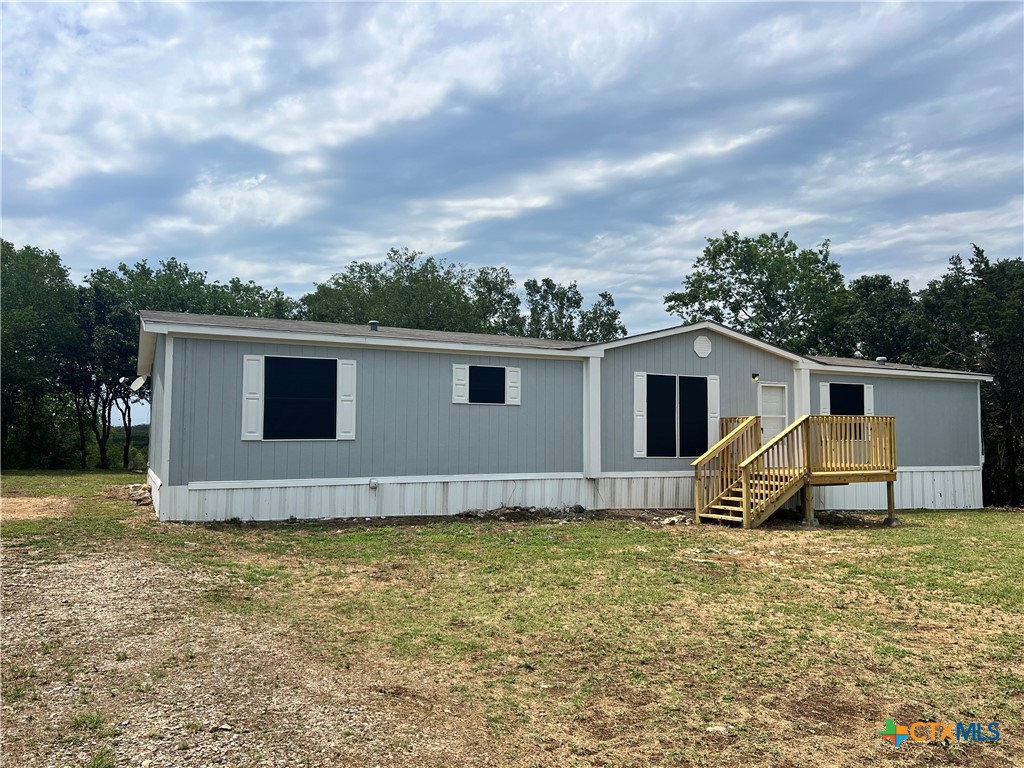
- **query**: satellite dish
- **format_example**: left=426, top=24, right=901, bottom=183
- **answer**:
left=130, top=375, right=147, bottom=392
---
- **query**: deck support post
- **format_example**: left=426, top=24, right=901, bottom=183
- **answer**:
left=884, top=480, right=897, bottom=526
left=693, top=471, right=703, bottom=524
left=801, top=483, right=817, bottom=527
left=741, top=466, right=751, bottom=529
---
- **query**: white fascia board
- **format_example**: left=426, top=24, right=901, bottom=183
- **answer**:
left=138, top=320, right=600, bottom=360
left=137, top=328, right=157, bottom=375
left=805, top=363, right=992, bottom=383
left=589, top=321, right=806, bottom=362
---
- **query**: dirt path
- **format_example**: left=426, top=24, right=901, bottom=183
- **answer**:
left=1, top=551, right=511, bottom=767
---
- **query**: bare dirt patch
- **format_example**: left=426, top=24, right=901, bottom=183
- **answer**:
left=0, top=551, right=514, bottom=767
left=0, top=495, right=75, bottom=520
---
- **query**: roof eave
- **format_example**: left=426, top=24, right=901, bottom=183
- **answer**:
left=137, top=317, right=599, bottom=359
left=584, top=320, right=807, bottom=362
left=806, top=361, right=992, bottom=382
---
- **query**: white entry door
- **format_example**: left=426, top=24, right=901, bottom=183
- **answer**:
left=759, top=383, right=788, bottom=442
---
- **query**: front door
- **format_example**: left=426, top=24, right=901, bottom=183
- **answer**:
left=759, top=383, right=788, bottom=442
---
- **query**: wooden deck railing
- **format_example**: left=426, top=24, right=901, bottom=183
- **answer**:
left=692, top=416, right=761, bottom=519
left=807, top=415, right=896, bottom=473
left=719, top=416, right=750, bottom=439
left=735, top=414, right=898, bottom=528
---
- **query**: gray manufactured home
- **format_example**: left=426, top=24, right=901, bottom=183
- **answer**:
left=137, top=311, right=991, bottom=523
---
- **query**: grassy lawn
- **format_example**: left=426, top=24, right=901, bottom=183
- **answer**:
left=1, top=471, right=1022, bottom=767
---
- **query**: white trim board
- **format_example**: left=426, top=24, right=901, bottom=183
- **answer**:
left=159, top=336, right=173, bottom=487
left=589, top=320, right=806, bottom=362
left=188, top=471, right=587, bottom=491
left=137, top=322, right=599, bottom=370
left=808, top=365, right=991, bottom=383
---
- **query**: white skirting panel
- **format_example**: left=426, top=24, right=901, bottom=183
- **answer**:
left=154, top=467, right=979, bottom=522
left=814, top=467, right=983, bottom=511
left=158, top=475, right=696, bottom=522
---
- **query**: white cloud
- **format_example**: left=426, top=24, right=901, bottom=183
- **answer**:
left=181, top=173, right=318, bottom=228
left=407, top=126, right=777, bottom=244
left=2, top=2, right=1020, bottom=336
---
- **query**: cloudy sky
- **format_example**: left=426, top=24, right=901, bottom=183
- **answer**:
left=3, top=2, right=1022, bottom=333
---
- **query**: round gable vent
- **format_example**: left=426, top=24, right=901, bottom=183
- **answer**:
left=693, top=335, right=712, bottom=358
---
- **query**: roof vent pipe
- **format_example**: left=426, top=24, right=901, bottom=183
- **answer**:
left=369, top=320, right=379, bottom=332
left=875, top=356, right=887, bottom=365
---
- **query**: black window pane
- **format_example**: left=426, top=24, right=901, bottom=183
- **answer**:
left=263, top=357, right=337, bottom=439
left=469, top=366, right=505, bottom=404
left=678, top=376, right=708, bottom=457
left=830, top=383, right=864, bottom=416
left=646, top=374, right=677, bottom=457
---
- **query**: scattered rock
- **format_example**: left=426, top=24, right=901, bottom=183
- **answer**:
left=705, top=724, right=729, bottom=735
left=125, top=483, right=153, bottom=506
left=456, top=505, right=596, bottom=522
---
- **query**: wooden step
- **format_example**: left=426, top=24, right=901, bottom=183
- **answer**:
left=698, top=512, right=745, bottom=523
left=708, top=505, right=743, bottom=516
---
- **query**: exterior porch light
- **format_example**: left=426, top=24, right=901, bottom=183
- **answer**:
left=751, top=373, right=760, bottom=382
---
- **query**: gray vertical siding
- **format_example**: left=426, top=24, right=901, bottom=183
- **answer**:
left=167, top=338, right=584, bottom=485
left=810, top=373, right=981, bottom=467
left=148, top=334, right=166, bottom=480
left=601, top=330, right=795, bottom=472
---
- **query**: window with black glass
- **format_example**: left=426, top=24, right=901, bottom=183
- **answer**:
left=263, top=357, right=337, bottom=439
left=468, top=365, right=506, bottom=404
left=646, top=374, right=709, bottom=458
left=829, top=383, right=865, bottom=415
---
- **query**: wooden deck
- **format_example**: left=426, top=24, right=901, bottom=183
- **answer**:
left=693, top=414, right=898, bottom=528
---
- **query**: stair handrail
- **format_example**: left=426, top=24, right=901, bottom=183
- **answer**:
left=737, top=414, right=811, bottom=470
left=692, top=415, right=759, bottom=467
left=692, top=415, right=761, bottom=520
left=738, top=414, right=811, bottom=528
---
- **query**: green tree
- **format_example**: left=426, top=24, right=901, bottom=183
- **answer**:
left=0, top=240, right=82, bottom=467
left=578, top=291, right=627, bottom=343
left=523, top=279, right=626, bottom=342
left=75, top=270, right=139, bottom=469
left=472, top=266, right=525, bottom=336
left=302, top=248, right=626, bottom=341
left=664, top=231, right=849, bottom=354
left=917, top=247, right=1024, bottom=506
left=301, top=248, right=484, bottom=332
left=845, top=274, right=923, bottom=361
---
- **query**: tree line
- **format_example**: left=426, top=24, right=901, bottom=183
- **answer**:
left=0, top=243, right=626, bottom=472
left=2, top=234, right=1020, bottom=506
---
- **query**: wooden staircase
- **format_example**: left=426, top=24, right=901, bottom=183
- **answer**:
left=693, top=414, right=897, bottom=528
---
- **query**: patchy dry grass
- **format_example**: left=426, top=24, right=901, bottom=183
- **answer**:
left=1, top=471, right=1022, bottom=767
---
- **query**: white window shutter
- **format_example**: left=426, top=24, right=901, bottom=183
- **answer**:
left=633, top=372, right=647, bottom=458
left=863, top=384, right=874, bottom=416
left=819, top=382, right=831, bottom=415
left=505, top=367, right=521, bottom=405
left=452, top=364, right=469, bottom=404
left=337, top=359, right=357, bottom=440
left=241, top=355, right=263, bottom=440
left=706, top=375, right=720, bottom=450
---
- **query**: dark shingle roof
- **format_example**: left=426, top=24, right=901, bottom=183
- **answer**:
left=139, top=311, right=587, bottom=350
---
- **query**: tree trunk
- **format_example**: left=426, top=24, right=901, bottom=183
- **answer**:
left=1006, top=409, right=1019, bottom=508
left=26, top=393, right=39, bottom=468
left=89, top=388, right=114, bottom=470
left=120, top=398, right=133, bottom=470
left=72, top=395, right=88, bottom=470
